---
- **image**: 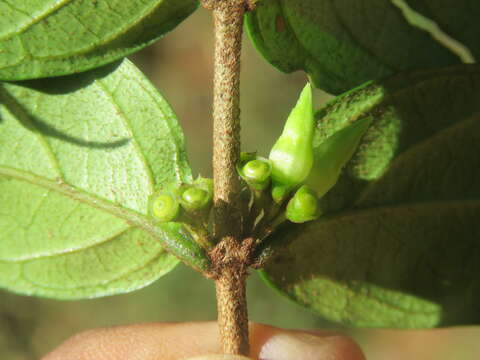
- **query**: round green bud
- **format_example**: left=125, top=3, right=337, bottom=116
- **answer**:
left=243, top=159, right=271, bottom=182
left=271, top=184, right=291, bottom=204
left=151, top=193, right=180, bottom=222
left=180, top=186, right=211, bottom=212
left=285, top=185, right=319, bottom=223
left=237, top=154, right=272, bottom=191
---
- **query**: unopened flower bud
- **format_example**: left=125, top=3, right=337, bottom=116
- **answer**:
left=285, top=185, right=319, bottom=223
left=269, top=83, right=314, bottom=202
left=241, top=158, right=272, bottom=190
left=150, top=192, right=180, bottom=222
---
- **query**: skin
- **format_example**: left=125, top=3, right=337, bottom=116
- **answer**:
left=42, top=322, right=366, bottom=360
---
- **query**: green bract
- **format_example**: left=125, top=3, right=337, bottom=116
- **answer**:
left=285, top=185, right=319, bottom=223
left=150, top=192, right=180, bottom=222
left=269, top=83, right=314, bottom=202
left=307, top=116, right=373, bottom=197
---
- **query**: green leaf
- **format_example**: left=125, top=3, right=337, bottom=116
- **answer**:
left=0, top=59, right=210, bottom=299
left=0, top=0, right=197, bottom=80
left=261, top=64, right=480, bottom=328
left=245, top=0, right=461, bottom=94
left=404, top=0, right=480, bottom=59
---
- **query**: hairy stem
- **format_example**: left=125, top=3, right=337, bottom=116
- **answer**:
left=216, top=262, right=249, bottom=355
left=201, top=0, right=250, bottom=355
left=211, top=0, right=244, bottom=240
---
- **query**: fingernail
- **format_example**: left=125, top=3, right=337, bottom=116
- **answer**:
left=186, top=355, right=252, bottom=360
left=259, top=332, right=328, bottom=360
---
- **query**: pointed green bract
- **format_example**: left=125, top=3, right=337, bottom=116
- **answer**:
left=0, top=0, right=197, bottom=80
left=0, top=59, right=210, bottom=299
left=307, top=116, right=373, bottom=197
left=269, top=83, right=314, bottom=201
left=261, top=64, right=480, bottom=328
left=246, top=0, right=461, bottom=94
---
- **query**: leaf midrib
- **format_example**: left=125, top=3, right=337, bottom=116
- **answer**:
left=0, top=244, right=171, bottom=300
left=0, top=0, right=75, bottom=40
left=1, top=0, right=160, bottom=44
left=0, top=165, right=163, bottom=255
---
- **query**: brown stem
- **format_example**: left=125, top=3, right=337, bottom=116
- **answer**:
left=216, top=263, right=249, bottom=355
left=201, top=0, right=251, bottom=355
left=210, top=0, right=244, bottom=240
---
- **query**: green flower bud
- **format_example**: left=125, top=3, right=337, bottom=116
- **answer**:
left=180, top=186, right=210, bottom=212
left=271, top=184, right=291, bottom=204
left=241, top=158, right=272, bottom=190
left=286, top=185, right=319, bottom=223
left=150, top=192, right=180, bottom=222
left=243, top=159, right=271, bottom=182
left=307, top=116, right=373, bottom=197
left=269, top=83, right=314, bottom=202
left=179, top=177, right=213, bottom=213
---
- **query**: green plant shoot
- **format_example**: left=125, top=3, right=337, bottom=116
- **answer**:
left=269, top=83, right=315, bottom=203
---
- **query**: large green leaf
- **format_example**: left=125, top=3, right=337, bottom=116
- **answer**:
left=0, top=59, right=209, bottom=299
left=0, top=0, right=197, bottom=80
left=245, top=0, right=461, bottom=94
left=405, top=0, right=480, bottom=59
left=261, top=64, right=480, bottom=328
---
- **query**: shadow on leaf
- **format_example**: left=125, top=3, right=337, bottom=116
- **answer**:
left=7, top=61, right=122, bottom=95
left=262, top=64, right=480, bottom=328
left=0, top=83, right=130, bottom=150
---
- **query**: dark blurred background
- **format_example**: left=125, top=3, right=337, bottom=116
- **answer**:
left=1, top=8, right=479, bottom=360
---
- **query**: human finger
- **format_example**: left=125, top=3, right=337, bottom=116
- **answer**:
left=42, top=321, right=365, bottom=360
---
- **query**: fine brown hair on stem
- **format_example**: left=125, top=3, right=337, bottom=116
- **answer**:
left=200, top=0, right=253, bottom=356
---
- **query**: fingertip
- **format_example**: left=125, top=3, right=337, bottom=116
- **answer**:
left=320, top=334, right=366, bottom=360
left=186, top=356, right=251, bottom=360
left=250, top=323, right=365, bottom=360
left=42, top=322, right=365, bottom=360
left=42, top=322, right=220, bottom=360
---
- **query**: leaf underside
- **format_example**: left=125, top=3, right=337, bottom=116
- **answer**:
left=261, top=64, right=480, bottom=328
left=246, top=0, right=463, bottom=94
left=405, top=0, right=480, bottom=59
left=0, top=0, right=197, bottom=80
left=0, top=59, right=209, bottom=299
